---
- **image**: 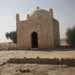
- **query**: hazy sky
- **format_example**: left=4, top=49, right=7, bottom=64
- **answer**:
left=0, top=0, right=75, bottom=42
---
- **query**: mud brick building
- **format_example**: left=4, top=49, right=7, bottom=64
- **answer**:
left=16, top=7, right=60, bottom=49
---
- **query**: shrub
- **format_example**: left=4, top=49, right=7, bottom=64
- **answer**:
left=66, top=27, right=75, bottom=47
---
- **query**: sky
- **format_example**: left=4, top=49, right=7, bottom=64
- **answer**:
left=0, top=0, right=75, bottom=42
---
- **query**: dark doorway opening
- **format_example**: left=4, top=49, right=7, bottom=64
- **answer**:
left=31, top=32, right=38, bottom=48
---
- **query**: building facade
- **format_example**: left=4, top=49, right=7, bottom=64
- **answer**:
left=16, top=7, right=60, bottom=49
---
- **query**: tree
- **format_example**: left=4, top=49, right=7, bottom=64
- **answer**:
left=6, top=31, right=17, bottom=43
left=66, top=27, right=75, bottom=47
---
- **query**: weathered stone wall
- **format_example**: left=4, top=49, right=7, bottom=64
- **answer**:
left=53, top=19, right=60, bottom=47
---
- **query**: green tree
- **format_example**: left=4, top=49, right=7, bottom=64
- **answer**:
left=6, top=31, right=17, bottom=43
left=66, top=27, right=75, bottom=47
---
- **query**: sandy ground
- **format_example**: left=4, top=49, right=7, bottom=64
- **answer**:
left=0, top=50, right=75, bottom=62
left=0, top=64, right=75, bottom=75
left=0, top=50, right=75, bottom=75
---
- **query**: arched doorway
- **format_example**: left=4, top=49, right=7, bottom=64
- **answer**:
left=31, top=32, right=38, bottom=48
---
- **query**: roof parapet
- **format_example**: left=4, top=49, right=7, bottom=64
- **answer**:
left=49, top=8, right=53, bottom=18
left=16, top=13, right=20, bottom=23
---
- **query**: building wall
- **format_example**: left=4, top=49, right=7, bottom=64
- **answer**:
left=53, top=19, right=60, bottom=47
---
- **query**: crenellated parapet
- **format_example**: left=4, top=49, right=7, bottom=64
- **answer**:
left=49, top=8, right=53, bottom=18
left=16, top=13, right=20, bottom=23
